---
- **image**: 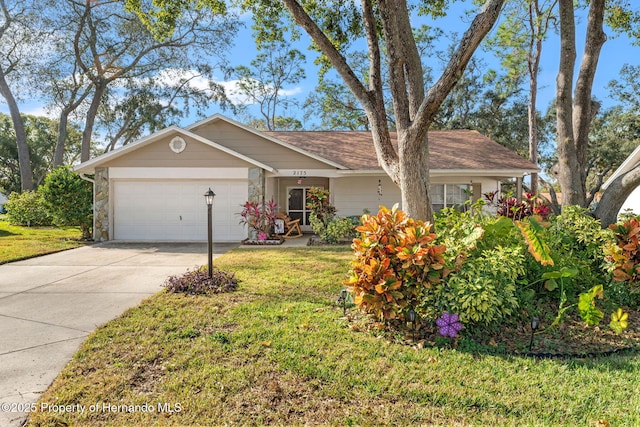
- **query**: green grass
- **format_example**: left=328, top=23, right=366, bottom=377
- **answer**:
left=0, top=215, right=85, bottom=264
left=28, top=247, right=640, bottom=426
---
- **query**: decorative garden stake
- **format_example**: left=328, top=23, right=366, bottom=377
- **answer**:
left=529, top=317, right=539, bottom=352
left=407, top=307, right=417, bottom=341
left=338, top=289, right=348, bottom=315
left=436, top=312, right=463, bottom=338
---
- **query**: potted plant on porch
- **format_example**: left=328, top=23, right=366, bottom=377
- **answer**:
left=238, top=199, right=284, bottom=245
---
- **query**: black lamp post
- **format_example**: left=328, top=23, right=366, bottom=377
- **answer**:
left=529, top=317, right=539, bottom=352
left=204, top=188, right=216, bottom=278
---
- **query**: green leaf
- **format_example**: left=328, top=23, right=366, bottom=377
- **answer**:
left=515, top=218, right=554, bottom=266
left=610, top=308, right=629, bottom=334
left=578, top=285, right=604, bottom=326
left=460, top=225, right=485, bottom=250
left=544, top=278, right=557, bottom=291
left=542, top=267, right=579, bottom=279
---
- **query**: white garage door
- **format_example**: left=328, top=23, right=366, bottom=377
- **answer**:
left=113, top=180, right=248, bottom=241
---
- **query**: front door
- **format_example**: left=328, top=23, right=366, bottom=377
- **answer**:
left=287, top=187, right=313, bottom=231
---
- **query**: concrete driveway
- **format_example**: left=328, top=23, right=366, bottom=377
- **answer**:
left=0, top=241, right=236, bottom=427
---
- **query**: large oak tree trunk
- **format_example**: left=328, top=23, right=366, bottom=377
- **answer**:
left=0, top=70, right=33, bottom=191
left=556, top=0, right=605, bottom=208
left=282, top=0, right=504, bottom=222
left=81, top=83, right=106, bottom=162
left=54, top=110, right=70, bottom=167
left=595, top=166, right=640, bottom=227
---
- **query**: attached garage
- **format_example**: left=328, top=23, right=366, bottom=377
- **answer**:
left=112, top=180, right=248, bottom=241
left=74, top=121, right=278, bottom=242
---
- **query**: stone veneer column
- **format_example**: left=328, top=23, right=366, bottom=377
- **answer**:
left=94, top=167, right=109, bottom=241
left=247, top=167, right=265, bottom=240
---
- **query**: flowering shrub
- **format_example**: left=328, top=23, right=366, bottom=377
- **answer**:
left=239, top=199, right=277, bottom=238
left=344, top=205, right=446, bottom=320
left=163, top=266, right=238, bottom=295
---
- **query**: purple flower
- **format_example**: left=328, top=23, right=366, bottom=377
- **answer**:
left=258, top=231, right=268, bottom=241
left=436, top=312, right=463, bottom=338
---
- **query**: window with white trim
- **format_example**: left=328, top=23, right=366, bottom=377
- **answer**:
left=430, top=184, right=472, bottom=211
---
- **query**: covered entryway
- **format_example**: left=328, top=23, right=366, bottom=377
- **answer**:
left=112, top=180, right=248, bottom=241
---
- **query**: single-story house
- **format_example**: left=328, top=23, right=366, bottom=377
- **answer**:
left=75, top=114, right=539, bottom=242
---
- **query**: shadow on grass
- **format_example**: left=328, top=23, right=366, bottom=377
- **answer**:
left=0, top=229, right=17, bottom=237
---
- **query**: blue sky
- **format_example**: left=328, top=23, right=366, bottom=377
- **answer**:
left=1, top=2, right=639, bottom=131
left=201, top=1, right=640, bottom=128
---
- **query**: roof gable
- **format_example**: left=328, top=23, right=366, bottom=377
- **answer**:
left=187, top=114, right=346, bottom=169
left=75, top=126, right=275, bottom=174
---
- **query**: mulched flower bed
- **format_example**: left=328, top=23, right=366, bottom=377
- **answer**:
left=342, top=307, right=640, bottom=358
left=306, top=235, right=352, bottom=246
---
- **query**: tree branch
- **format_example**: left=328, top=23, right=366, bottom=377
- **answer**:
left=415, top=0, right=504, bottom=133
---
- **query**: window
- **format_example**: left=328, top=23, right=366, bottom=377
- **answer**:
left=430, top=184, right=471, bottom=211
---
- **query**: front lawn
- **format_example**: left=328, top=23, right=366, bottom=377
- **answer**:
left=27, top=247, right=640, bottom=426
left=0, top=216, right=85, bottom=264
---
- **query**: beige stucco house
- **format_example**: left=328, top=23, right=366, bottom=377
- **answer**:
left=75, top=114, right=539, bottom=242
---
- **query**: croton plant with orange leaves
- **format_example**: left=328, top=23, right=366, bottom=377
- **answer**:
left=608, top=216, right=640, bottom=292
left=344, top=205, right=446, bottom=321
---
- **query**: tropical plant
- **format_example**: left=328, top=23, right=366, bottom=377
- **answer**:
left=306, top=187, right=336, bottom=227
left=607, top=216, right=640, bottom=291
left=436, top=199, right=628, bottom=334
left=345, top=205, right=446, bottom=321
left=610, top=308, right=630, bottom=334
left=238, top=199, right=277, bottom=240
left=577, top=285, right=605, bottom=327
left=484, top=191, right=551, bottom=220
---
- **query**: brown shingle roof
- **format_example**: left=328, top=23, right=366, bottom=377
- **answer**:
left=264, top=129, right=538, bottom=172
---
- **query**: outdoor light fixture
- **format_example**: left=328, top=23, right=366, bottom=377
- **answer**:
left=407, top=307, right=417, bottom=341
left=529, top=317, right=539, bottom=352
left=204, top=188, right=216, bottom=206
left=204, top=188, right=216, bottom=278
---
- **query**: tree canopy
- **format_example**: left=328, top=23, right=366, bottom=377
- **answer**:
left=3, top=0, right=640, bottom=227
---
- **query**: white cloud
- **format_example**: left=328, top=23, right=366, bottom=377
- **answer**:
left=221, top=77, right=303, bottom=105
